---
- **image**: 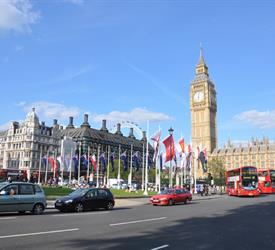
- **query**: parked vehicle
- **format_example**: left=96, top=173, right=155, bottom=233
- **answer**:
left=0, top=182, right=46, bottom=214
left=55, top=188, right=115, bottom=212
left=226, top=166, right=260, bottom=197
left=150, top=188, right=192, bottom=206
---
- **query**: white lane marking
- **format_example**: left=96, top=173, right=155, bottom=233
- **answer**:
left=110, top=217, right=167, bottom=227
left=0, top=228, right=79, bottom=239
left=151, top=245, right=170, bottom=250
left=0, top=217, right=16, bottom=220
left=52, top=211, right=109, bottom=217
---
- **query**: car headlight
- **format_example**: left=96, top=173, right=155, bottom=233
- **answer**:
left=65, top=199, right=73, bottom=204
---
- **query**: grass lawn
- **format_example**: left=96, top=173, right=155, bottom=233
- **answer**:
left=43, top=186, right=157, bottom=198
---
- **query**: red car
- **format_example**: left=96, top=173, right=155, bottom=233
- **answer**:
left=150, top=188, right=192, bottom=206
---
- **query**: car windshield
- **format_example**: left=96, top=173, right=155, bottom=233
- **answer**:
left=68, top=188, right=88, bottom=197
left=0, top=182, right=7, bottom=190
left=160, top=189, right=174, bottom=194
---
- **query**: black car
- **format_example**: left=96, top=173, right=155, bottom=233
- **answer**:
left=55, top=188, right=115, bottom=212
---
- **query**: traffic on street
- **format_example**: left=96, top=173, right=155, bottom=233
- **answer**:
left=0, top=194, right=275, bottom=250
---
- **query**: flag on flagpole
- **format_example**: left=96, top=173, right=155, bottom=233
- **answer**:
left=48, top=157, right=58, bottom=172
left=120, top=151, right=127, bottom=171
left=89, top=155, right=97, bottom=172
left=110, top=152, right=115, bottom=172
left=99, top=153, right=107, bottom=173
left=198, top=147, right=208, bottom=173
left=132, top=151, right=140, bottom=172
left=162, top=134, right=175, bottom=162
left=151, top=130, right=162, bottom=162
left=80, top=154, right=88, bottom=170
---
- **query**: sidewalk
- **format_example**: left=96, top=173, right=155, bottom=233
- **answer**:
left=46, top=194, right=224, bottom=209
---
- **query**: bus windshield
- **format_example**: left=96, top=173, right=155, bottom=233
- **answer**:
left=241, top=167, right=258, bottom=189
left=270, top=170, right=275, bottom=186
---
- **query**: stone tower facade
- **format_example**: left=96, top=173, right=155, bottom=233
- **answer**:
left=190, top=49, right=217, bottom=154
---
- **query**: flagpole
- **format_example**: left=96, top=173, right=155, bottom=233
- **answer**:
left=107, top=145, right=110, bottom=186
left=69, top=148, right=73, bottom=185
left=144, top=121, right=149, bottom=196
left=45, top=149, right=49, bottom=184
left=142, top=142, right=145, bottom=191
left=194, top=153, right=197, bottom=194
left=38, top=147, right=42, bottom=184
left=78, top=142, right=81, bottom=184
left=61, top=140, right=64, bottom=185
left=97, top=145, right=100, bottom=188
left=54, top=149, right=57, bottom=179
left=155, top=151, right=158, bottom=192
left=129, top=144, right=133, bottom=187
left=87, top=146, right=90, bottom=182
left=117, top=144, right=121, bottom=182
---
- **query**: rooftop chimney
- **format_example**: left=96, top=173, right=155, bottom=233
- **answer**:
left=115, top=123, right=123, bottom=136
left=100, top=119, right=108, bottom=132
left=141, top=131, right=147, bottom=141
left=81, top=114, right=90, bottom=128
left=66, top=116, right=75, bottom=129
left=128, top=127, right=135, bottom=139
left=53, top=119, right=58, bottom=126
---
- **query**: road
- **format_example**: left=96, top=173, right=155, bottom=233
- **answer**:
left=0, top=195, right=275, bottom=250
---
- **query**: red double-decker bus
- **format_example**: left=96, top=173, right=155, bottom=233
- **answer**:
left=226, top=166, right=260, bottom=197
left=258, top=169, right=275, bottom=194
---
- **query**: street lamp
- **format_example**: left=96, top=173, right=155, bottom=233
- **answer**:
left=168, top=127, right=174, bottom=188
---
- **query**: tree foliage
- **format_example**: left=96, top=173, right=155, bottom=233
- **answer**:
left=208, top=156, right=226, bottom=186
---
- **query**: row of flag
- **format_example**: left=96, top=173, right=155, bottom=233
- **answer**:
left=42, top=129, right=208, bottom=175
left=41, top=150, right=149, bottom=174
left=151, top=130, right=208, bottom=173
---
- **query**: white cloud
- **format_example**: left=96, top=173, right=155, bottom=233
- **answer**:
left=0, top=0, right=40, bottom=33
left=235, top=109, right=275, bottom=129
left=22, top=101, right=81, bottom=121
left=64, top=0, right=84, bottom=5
left=93, top=108, right=173, bottom=123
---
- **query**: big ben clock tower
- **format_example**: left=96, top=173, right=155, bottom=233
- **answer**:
left=190, top=48, right=217, bottom=154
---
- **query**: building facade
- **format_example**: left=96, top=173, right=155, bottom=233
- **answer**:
left=0, top=109, right=152, bottom=180
left=211, top=138, right=275, bottom=171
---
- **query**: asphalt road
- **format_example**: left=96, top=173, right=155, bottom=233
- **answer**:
left=0, top=195, right=275, bottom=250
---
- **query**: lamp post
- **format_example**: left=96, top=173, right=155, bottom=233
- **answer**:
left=168, top=127, right=174, bottom=188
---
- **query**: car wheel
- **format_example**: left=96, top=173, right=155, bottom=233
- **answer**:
left=184, top=198, right=188, bottom=204
left=168, top=199, right=174, bottom=206
left=32, top=204, right=44, bottom=215
left=105, top=202, right=114, bottom=210
left=75, top=203, right=84, bottom=213
left=18, top=211, right=26, bottom=214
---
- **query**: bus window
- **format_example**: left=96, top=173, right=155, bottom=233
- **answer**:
left=227, top=182, right=234, bottom=189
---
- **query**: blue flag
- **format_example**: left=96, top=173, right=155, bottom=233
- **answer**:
left=132, top=151, right=140, bottom=172
left=110, top=152, right=115, bottom=172
left=72, top=156, right=79, bottom=177
left=120, top=151, right=128, bottom=171
left=99, top=153, right=107, bottom=173
left=80, top=154, right=88, bottom=170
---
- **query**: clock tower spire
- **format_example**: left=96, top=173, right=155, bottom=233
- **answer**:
left=190, top=48, right=217, bottom=157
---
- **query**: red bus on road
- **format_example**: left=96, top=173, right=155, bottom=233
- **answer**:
left=258, top=169, right=275, bottom=194
left=226, top=166, right=260, bottom=197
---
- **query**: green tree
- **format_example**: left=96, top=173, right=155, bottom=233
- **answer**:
left=208, top=156, right=226, bottom=186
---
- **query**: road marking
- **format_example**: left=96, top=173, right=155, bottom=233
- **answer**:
left=52, top=211, right=109, bottom=217
left=110, top=217, right=167, bottom=227
left=0, top=217, right=16, bottom=220
left=151, top=245, right=169, bottom=250
left=0, top=228, right=79, bottom=239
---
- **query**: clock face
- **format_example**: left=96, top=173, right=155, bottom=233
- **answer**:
left=194, top=91, right=204, bottom=102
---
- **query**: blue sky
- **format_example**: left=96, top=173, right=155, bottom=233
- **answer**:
left=1, top=0, right=275, bottom=148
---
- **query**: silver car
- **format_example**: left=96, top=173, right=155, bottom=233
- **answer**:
left=0, top=182, right=47, bottom=215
